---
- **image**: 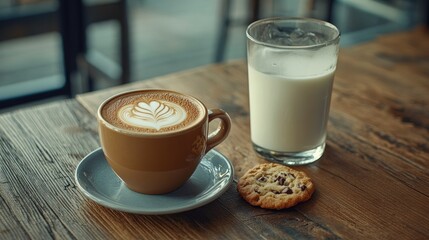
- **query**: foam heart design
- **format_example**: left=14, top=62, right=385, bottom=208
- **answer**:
left=118, top=100, right=187, bottom=130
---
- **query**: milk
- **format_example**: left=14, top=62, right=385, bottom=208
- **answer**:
left=248, top=66, right=335, bottom=152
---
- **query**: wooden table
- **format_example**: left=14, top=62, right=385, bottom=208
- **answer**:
left=1, top=27, right=428, bottom=239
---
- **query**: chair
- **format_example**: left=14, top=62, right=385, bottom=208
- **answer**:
left=214, top=0, right=260, bottom=63
left=0, top=0, right=130, bottom=109
left=73, top=0, right=131, bottom=92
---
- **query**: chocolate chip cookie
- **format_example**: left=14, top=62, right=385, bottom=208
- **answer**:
left=237, top=163, right=315, bottom=210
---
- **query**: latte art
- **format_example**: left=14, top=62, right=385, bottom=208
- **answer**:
left=119, top=100, right=187, bottom=130
left=100, top=90, right=204, bottom=133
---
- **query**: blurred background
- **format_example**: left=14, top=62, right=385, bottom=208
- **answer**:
left=0, top=0, right=427, bottom=112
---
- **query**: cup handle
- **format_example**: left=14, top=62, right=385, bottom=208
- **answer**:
left=206, top=109, right=231, bottom=153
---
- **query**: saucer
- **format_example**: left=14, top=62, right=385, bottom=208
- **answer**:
left=75, top=148, right=234, bottom=215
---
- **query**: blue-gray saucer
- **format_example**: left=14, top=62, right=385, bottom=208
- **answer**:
left=75, top=148, right=234, bottom=215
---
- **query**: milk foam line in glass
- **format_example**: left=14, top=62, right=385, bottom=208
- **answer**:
left=246, top=17, right=340, bottom=165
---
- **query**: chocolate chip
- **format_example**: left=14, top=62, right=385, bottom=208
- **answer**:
left=300, top=185, right=307, bottom=191
left=275, top=176, right=286, bottom=185
left=286, top=173, right=292, bottom=178
left=282, top=188, right=293, bottom=194
left=257, top=176, right=267, bottom=182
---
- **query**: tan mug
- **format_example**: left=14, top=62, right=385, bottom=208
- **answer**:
left=97, top=89, right=231, bottom=194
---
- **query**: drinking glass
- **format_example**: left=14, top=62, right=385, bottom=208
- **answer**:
left=246, top=17, right=340, bottom=165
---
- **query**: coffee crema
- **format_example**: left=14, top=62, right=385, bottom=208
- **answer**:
left=101, top=90, right=205, bottom=133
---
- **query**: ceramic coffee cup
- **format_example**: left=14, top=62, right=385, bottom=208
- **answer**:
left=97, top=89, right=231, bottom=194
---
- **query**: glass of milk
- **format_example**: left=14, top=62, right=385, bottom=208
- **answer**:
left=246, top=17, right=340, bottom=165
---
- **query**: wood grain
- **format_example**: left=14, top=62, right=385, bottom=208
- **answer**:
left=0, top=101, right=262, bottom=239
left=75, top=28, right=429, bottom=239
left=1, top=27, right=428, bottom=239
left=0, top=100, right=337, bottom=239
